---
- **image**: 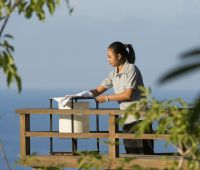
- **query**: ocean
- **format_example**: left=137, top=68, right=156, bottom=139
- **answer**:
left=0, top=88, right=198, bottom=170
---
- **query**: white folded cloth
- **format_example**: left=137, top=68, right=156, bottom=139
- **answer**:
left=51, top=91, right=93, bottom=107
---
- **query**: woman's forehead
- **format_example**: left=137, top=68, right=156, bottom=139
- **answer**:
left=107, top=48, right=115, bottom=55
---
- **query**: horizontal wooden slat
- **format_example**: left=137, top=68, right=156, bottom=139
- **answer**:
left=25, top=131, right=109, bottom=138
left=16, top=108, right=126, bottom=115
left=20, top=154, right=188, bottom=169
left=25, top=131, right=171, bottom=140
left=115, top=133, right=171, bottom=140
left=16, top=108, right=188, bottom=116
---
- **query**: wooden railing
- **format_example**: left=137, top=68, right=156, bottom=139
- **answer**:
left=16, top=108, right=188, bottom=169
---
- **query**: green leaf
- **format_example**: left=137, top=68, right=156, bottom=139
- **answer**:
left=15, top=74, right=22, bottom=93
left=181, top=48, right=200, bottom=59
left=25, top=5, right=33, bottom=18
left=3, top=51, right=9, bottom=65
left=1, top=48, right=22, bottom=93
left=34, top=0, right=46, bottom=20
left=3, top=40, right=14, bottom=52
left=7, top=71, right=13, bottom=87
left=5, top=1, right=11, bottom=15
left=56, top=0, right=61, bottom=5
left=7, top=54, right=14, bottom=65
left=17, top=1, right=27, bottom=14
left=4, top=34, right=14, bottom=39
left=0, top=11, right=2, bottom=19
left=47, top=0, right=55, bottom=15
left=36, top=9, right=45, bottom=20
left=159, top=62, right=200, bottom=84
left=0, top=55, right=2, bottom=66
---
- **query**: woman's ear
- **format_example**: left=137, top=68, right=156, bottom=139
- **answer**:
left=118, top=54, right=122, bottom=60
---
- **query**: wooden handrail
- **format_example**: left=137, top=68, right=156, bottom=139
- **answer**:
left=16, top=108, right=130, bottom=115
left=16, top=108, right=188, bottom=169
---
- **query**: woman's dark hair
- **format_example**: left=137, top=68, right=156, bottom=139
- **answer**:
left=108, top=41, right=135, bottom=64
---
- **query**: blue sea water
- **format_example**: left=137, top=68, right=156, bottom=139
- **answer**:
left=0, top=88, right=198, bottom=170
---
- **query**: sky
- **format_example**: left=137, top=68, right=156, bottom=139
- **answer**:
left=1, top=0, right=200, bottom=94
left=1, top=2, right=200, bottom=169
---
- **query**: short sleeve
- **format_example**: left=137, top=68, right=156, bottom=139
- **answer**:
left=101, top=71, right=113, bottom=89
left=124, top=66, right=137, bottom=89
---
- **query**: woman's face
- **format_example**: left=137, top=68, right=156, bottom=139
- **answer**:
left=107, top=48, right=121, bottom=67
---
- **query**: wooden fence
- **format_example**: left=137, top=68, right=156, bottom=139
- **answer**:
left=16, top=108, right=188, bottom=169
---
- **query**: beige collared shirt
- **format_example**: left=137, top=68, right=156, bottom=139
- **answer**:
left=101, top=61, right=144, bottom=124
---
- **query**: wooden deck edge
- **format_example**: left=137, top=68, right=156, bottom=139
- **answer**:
left=19, top=154, right=189, bottom=169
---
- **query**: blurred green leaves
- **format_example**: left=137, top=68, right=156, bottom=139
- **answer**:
left=0, top=0, right=63, bottom=21
left=22, top=0, right=58, bottom=20
left=0, top=33, right=22, bottom=92
left=158, top=47, right=200, bottom=169
left=124, top=87, right=200, bottom=170
left=158, top=46, right=200, bottom=169
left=0, top=0, right=73, bottom=92
left=78, top=87, right=200, bottom=170
left=159, top=63, right=200, bottom=83
left=159, top=47, right=200, bottom=84
left=14, top=0, right=73, bottom=20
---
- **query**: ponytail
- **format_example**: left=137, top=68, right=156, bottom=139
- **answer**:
left=125, top=44, right=135, bottom=64
left=108, top=41, right=136, bottom=64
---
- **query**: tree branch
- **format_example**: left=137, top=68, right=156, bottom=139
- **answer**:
left=0, top=139, right=11, bottom=170
left=0, top=0, right=21, bottom=38
left=0, top=16, right=10, bottom=38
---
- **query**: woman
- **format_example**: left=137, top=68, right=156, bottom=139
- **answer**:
left=90, top=41, right=154, bottom=154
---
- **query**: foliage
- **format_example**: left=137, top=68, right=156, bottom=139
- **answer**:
left=0, top=33, right=21, bottom=92
left=157, top=45, right=200, bottom=169
left=124, top=87, right=200, bottom=170
left=16, top=152, right=64, bottom=170
left=159, top=47, right=200, bottom=83
left=78, top=87, right=200, bottom=170
left=0, top=0, right=73, bottom=92
left=158, top=46, right=200, bottom=129
left=78, top=151, right=107, bottom=170
left=78, top=150, right=159, bottom=170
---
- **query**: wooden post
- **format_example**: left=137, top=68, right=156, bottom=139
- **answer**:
left=49, top=98, right=53, bottom=155
left=115, top=115, right=119, bottom=157
left=108, top=113, right=119, bottom=169
left=20, top=114, right=30, bottom=158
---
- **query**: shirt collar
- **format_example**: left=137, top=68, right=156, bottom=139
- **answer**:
left=114, top=61, right=129, bottom=77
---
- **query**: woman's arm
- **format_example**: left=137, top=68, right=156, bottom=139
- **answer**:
left=90, top=85, right=107, bottom=97
left=96, top=88, right=134, bottom=103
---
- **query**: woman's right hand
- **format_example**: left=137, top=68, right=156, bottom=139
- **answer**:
left=96, top=95, right=107, bottom=103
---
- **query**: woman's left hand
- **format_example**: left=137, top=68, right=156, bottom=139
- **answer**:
left=96, top=96, right=106, bottom=103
